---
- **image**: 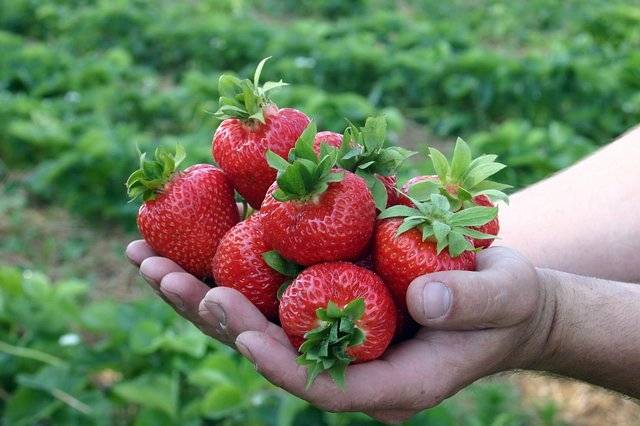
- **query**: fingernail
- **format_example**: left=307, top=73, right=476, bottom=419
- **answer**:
left=422, top=282, right=452, bottom=319
left=205, top=300, right=227, bottom=329
left=161, top=288, right=185, bottom=311
left=235, top=339, right=255, bottom=365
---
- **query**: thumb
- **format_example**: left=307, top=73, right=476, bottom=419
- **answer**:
left=406, top=247, right=540, bottom=330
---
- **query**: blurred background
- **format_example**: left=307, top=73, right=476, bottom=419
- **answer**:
left=1, top=0, right=639, bottom=424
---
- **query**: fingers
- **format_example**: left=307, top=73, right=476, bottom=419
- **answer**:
left=159, top=272, right=210, bottom=323
left=198, top=287, right=290, bottom=347
left=126, top=240, right=156, bottom=266
left=234, top=331, right=411, bottom=412
left=139, top=256, right=184, bottom=290
left=406, top=247, right=540, bottom=330
left=136, top=255, right=216, bottom=336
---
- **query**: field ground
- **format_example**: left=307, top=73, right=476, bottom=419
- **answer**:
left=3, top=182, right=638, bottom=424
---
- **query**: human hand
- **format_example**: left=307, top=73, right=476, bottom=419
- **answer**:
left=126, top=242, right=555, bottom=423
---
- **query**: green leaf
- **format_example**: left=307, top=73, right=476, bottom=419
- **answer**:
left=430, top=193, right=451, bottom=212
left=432, top=221, right=451, bottom=254
left=277, top=162, right=307, bottom=196
left=253, top=56, right=270, bottom=87
left=449, top=138, right=472, bottom=181
left=200, top=385, right=245, bottom=419
left=291, top=122, right=318, bottom=162
left=395, top=217, right=424, bottom=236
left=113, top=373, right=178, bottom=419
left=429, top=147, right=450, bottom=182
left=378, top=205, right=421, bottom=219
left=262, top=251, right=301, bottom=277
left=358, top=172, right=387, bottom=210
left=449, top=206, right=498, bottom=227
left=408, top=180, right=441, bottom=201
left=343, top=298, right=365, bottom=319
left=458, top=227, right=498, bottom=239
left=266, top=150, right=291, bottom=173
left=262, top=80, right=288, bottom=93
left=129, top=320, right=163, bottom=354
left=477, top=189, right=510, bottom=204
left=464, top=162, right=507, bottom=188
left=361, top=116, right=386, bottom=151
left=448, top=231, right=473, bottom=257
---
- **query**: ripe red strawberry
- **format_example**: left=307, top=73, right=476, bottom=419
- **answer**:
left=312, top=131, right=343, bottom=155
left=279, top=262, right=396, bottom=387
left=470, top=194, right=499, bottom=249
left=127, top=146, right=239, bottom=279
left=374, top=218, right=476, bottom=314
left=400, top=138, right=510, bottom=248
left=374, top=192, right=497, bottom=337
left=211, top=214, right=300, bottom=321
left=212, top=58, right=310, bottom=208
left=261, top=123, right=376, bottom=266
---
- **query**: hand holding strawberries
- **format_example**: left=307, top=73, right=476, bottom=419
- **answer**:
left=126, top=242, right=555, bottom=423
left=124, top=58, right=525, bottom=420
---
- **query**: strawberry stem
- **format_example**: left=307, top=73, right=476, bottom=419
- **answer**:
left=297, top=298, right=366, bottom=389
left=336, top=116, right=415, bottom=210
left=214, top=57, right=288, bottom=124
left=126, top=145, right=186, bottom=202
left=426, top=137, right=511, bottom=207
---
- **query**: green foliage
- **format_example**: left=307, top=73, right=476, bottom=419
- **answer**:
left=0, top=265, right=560, bottom=425
left=1, top=0, right=638, bottom=226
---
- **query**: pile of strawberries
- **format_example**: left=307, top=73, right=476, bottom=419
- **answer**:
left=126, top=58, right=509, bottom=388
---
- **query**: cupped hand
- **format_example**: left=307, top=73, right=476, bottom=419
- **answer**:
left=126, top=241, right=555, bottom=423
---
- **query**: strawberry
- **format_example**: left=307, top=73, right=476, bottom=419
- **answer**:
left=211, top=214, right=300, bottom=321
left=279, top=262, right=396, bottom=387
left=374, top=192, right=497, bottom=336
left=261, top=123, right=376, bottom=266
left=212, top=57, right=310, bottom=209
left=400, top=138, right=510, bottom=248
left=312, top=131, right=343, bottom=155
left=126, top=146, right=239, bottom=279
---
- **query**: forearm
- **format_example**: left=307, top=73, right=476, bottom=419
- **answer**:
left=533, top=268, right=640, bottom=397
left=498, top=125, right=640, bottom=282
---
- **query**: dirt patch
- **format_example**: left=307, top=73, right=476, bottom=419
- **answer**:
left=515, top=374, right=640, bottom=425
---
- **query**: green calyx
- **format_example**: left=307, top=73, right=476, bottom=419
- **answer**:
left=337, top=116, right=415, bottom=210
left=297, top=298, right=366, bottom=389
left=427, top=137, right=511, bottom=209
left=261, top=250, right=303, bottom=299
left=378, top=192, right=498, bottom=257
left=266, top=122, right=344, bottom=202
left=126, top=145, right=186, bottom=202
left=214, top=57, right=288, bottom=124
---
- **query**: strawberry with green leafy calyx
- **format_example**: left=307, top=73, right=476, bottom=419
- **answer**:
left=260, top=123, right=376, bottom=266
left=279, top=262, right=396, bottom=388
left=212, top=57, right=310, bottom=208
left=127, top=145, right=239, bottom=279
left=373, top=191, right=497, bottom=337
left=401, top=137, right=510, bottom=248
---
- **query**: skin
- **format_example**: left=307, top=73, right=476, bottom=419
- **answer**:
left=126, top=125, right=640, bottom=423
